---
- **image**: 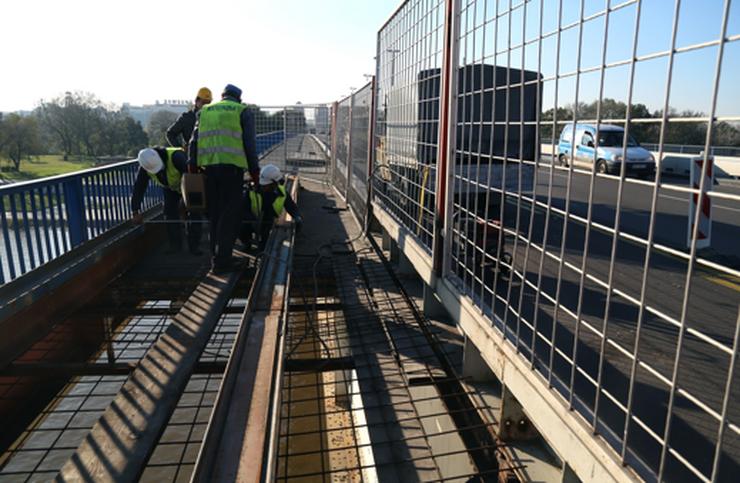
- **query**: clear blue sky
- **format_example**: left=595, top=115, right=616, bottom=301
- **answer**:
left=0, top=0, right=401, bottom=111
left=0, top=0, right=736, bottom=117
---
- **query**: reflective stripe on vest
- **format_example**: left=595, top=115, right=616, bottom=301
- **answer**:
left=249, top=185, right=287, bottom=218
left=197, top=100, right=248, bottom=168
left=148, top=147, right=183, bottom=191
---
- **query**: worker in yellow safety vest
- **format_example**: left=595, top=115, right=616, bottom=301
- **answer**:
left=131, top=147, right=202, bottom=254
left=188, top=84, right=260, bottom=273
left=239, top=164, right=302, bottom=251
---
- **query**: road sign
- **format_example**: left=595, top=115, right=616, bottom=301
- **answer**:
left=688, top=154, right=713, bottom=249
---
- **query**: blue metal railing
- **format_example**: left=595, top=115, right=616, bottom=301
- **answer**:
left=0, top=160, right=162, bottom=285
left=256, top=130, right=285, bottom=157
left=0, top=131, right=288, bottom=285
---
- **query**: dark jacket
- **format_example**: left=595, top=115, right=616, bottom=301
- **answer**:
left=131, top=148, right=187, bottom=212
left=187, top=97, right=259, bottom=174
left=261, top=185, right=300, bottom=222
left=166, top=109, right=197, bottom=148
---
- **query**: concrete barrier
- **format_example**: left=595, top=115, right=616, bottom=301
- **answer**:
left=540, top=144, right=740, bottom=179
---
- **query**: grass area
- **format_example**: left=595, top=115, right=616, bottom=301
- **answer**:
left=0, top=155, right=96, bottom=182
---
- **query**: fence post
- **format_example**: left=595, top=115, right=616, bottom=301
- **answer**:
left=283, top=107, right=288, bottom=164
left=434, top=0, right=460, bottom=277
left=62, top=177, right=88, bottom=247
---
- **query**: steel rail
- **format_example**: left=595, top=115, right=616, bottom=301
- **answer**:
left=190, top=178, right=298, bottom=483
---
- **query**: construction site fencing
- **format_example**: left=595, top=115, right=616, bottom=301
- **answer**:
left=328, top=0, right=740, bottom=482
left=346, top=82, right=374, bottom=222
left=0, top=160, right=161, bottom=284
left=331, top=96, right=352, bottom=197
left=251, top=104, right=331, bottom=182
left=372, top=0, right=447, bottom=252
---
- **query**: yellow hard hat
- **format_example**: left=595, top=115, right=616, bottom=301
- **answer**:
left=196, top=87, right=212, bottom=102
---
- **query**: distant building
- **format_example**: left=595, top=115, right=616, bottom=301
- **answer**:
left=122, top=100, right=190, bottom=127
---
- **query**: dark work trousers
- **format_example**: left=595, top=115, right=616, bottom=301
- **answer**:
left=238, top=191, right=273, bottom=251
left=163, top=189, right=202, bottom=251
left=238, top=198, right=258, bottom=249
left=204, top=165, right=244, bottom=268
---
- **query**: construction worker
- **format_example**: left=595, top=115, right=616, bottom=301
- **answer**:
left=131, top=147, right=202, bottom=254
left=166, top=87, right=212, bottom=150
left=239, top=164, right=302, bottom=251
left=189, top=84, right=260, bottom=273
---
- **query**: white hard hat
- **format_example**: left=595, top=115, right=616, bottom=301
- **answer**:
left=259, top=164, right=283, bottom=185
left=137, top=148, right=163, bottom=174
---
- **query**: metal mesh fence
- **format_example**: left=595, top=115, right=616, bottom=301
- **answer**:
left=249, top=104, right=330, bottom=182
left=373, top=0, right=447, bottom=252
left=324, top=0, right=740, bottom=482
left=347, top=82, right=374, bottom=222
left=444, top=1, right=740, bottom=482
left=332, top=97, right=352, bottom=197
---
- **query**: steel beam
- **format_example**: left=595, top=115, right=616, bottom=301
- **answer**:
left=56, top=260, right=245, bottom=482
left=3, top=360, right=227, bottom=377
left=192, top=179, right=299, bottom=483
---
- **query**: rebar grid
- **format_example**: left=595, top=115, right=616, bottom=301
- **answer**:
left=277, top=239, right=515, bottom=482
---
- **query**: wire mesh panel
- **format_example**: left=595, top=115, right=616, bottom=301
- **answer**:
left=333, top=97, right=352, bottom=197
left=444, top=1, right=740, bottom=482
left=374, top=0, right=447, bottom=252
left=249, top=105, right=330, bottom=181
left=285, top=104, right=330, bottom=181
left=0, top=161, right=160, bottom=284
left=249, top=106, right=286, bottom=161
left=347, top=82, right=373, bottom=222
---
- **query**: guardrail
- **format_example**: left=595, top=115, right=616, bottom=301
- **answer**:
left=0, top=160, right=161, bottom=284
left=255, top=130, right=285, bottom=157
left=0, top=128, right=303, bottom=285
left=642, top=143, right=740, bottom=158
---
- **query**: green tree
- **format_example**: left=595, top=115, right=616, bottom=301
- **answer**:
left=0, top=114, right=41, bottom=171
left=714, top=121, right=740, bottom=147
left=37, top=92, right=78, bottom=160
left=146, top=110, right=179, bottom=145
left=120, top=117, right=149, bottom=156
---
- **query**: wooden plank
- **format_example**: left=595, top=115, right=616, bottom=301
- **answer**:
left=55, top=267, right=244, bottom=482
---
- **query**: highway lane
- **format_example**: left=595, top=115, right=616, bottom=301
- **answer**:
left=531, top=161, right=740, bottom=263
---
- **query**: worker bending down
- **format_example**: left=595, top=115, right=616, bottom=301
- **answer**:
left=131, top=147, right=202, bottom=254
left=240, top=164, right=302, bottom=251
